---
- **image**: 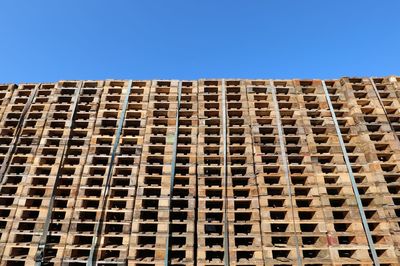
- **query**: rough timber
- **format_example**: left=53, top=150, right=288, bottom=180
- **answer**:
left=0, top=77, right=399, bottom=266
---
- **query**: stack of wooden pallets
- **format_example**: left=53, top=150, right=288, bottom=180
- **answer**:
left=0, top=77, right=399, bottom=266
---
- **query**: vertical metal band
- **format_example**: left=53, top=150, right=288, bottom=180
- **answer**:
left=164, top=81, right=182, bottom=265
left=87, top=80, right=133, bottom=265
left=222, top=79, right=230, bottom=266
left=322, top=80, right=380, bottom=266
left=269, top=80, right=302, bottom=266
left=35, top=82, right=83, bottom=265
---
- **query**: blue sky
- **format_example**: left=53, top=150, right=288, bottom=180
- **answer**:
left=0, top=0, right=399, bottom=83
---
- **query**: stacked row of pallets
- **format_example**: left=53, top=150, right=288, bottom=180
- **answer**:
left=0, top=77, right=399, bottom=265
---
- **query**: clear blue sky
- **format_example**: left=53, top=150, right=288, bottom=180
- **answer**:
left=1, top=1, right=399, bottom=83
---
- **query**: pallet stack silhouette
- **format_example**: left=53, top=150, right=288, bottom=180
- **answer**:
left=0, top=77, right=399, bottom=265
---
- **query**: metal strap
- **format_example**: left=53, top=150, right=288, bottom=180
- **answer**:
left=87, top=80, right=133, bottom=265
left=35, top=82, right=83, bottom=265
left=269, top=80, right=302, bottom=266
left=370, top=77, right=400, bottom=145
left=0, top=83, right=40, bottom=183
left=221, top=79, right=230, bottom=266
left=322, top=80, right=380, bottom=266
left=165, top=81, right=182, bottom=265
